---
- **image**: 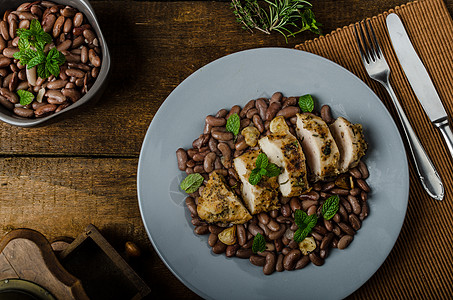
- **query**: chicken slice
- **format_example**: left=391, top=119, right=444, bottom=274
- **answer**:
left=258, top=117, right=309, bottom=197
left=197, top=171, right=252, bottom=224
left=295, top=113, right=340, bottom=181
left=329, top=117, right=367, bottom=172
left=233, top=150, right=280, bottom=215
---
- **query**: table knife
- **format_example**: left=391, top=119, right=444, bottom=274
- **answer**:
left=386, top=13, right=449, bottom=200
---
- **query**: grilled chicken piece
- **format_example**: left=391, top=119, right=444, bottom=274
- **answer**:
left=295, top=113, right=340, bottom=181
left=258, top=117, right=309, bottom=197
left=233, top=150, right=280, bottom=215
left=197, top=171, right=252, bottom=224
left=329, top=117, right=367, bottom=172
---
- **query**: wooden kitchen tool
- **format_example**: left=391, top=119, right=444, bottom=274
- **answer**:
left=0, top=229, right=89, bottom=300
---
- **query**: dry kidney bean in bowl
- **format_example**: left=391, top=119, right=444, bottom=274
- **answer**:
left=0, top=0, right=111, bottom=127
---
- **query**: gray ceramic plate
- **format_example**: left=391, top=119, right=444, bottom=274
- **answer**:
left=137, top=48, right=409, bottom=300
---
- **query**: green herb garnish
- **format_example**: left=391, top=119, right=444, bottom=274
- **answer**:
left=180, top=173, right=204, bottom=193
left=298, top=94, right=314, bottom=112
left=13, top=19, right=65, bottom=78
left=321, top=195, right=339, bottom=220
left=293, top=209, right=317, bottom=243
left=248, top=153, right=281, bottom=185
left=17, top=90, right=34, bottom=106
left=230, top=0, right=321, bottom=42
left=226, top=113, right=241, bottom=136
left=252, top=233, right=266, bottom=253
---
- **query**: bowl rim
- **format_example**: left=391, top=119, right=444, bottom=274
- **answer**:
left=0, top=0, right=111, bottom=127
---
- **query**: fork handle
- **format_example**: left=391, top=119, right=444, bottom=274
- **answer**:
left=383, top=82, right=444, bottom=200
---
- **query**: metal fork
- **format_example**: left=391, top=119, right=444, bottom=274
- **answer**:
left=354, top=20, right=444, bottom=200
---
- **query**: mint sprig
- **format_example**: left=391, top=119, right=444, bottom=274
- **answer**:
left=226, top=113, right=240, bottom=136
left=298, top=94, right=314, bottom=112
left=248, top=153, right=281, bottom=185
left=293, top=209, right=318, bottom=243
left=17, top=90, right=34, bottom=106
left=321, top=195, right=339, bottom=220
left=180, top=173, right=204, bottom=194
left=14, top=19, right=65, bottom=78
left=252, top=233, right=266, bottom=253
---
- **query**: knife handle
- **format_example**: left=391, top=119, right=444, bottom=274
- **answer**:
left=435, top=118, right=453, bottom=159
left=384, top=83, right=444, bottom=200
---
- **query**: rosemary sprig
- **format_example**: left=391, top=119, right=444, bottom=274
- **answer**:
left=230, top=0, right=321, bottom=42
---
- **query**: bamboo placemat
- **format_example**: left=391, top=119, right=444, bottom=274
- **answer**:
left=296, top=0, right=453, bottom=298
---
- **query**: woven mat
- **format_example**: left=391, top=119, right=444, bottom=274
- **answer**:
left=296, top=0, right=453, bottom=298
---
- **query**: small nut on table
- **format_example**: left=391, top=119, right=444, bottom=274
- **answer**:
left=125, top=241, right=141, bottom=258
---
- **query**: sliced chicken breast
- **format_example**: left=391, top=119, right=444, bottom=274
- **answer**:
left=233, top=150, right=280, bottom=215
left=295, top=113, right=340, bottom=181
left=197, top=171, right=252, bottom=224
left=258, top=118, right=309, bottom=197
left=329, top=117, right=367, bottom=172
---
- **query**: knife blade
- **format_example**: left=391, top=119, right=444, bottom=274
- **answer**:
left=386, top=13, right=453, bottom=161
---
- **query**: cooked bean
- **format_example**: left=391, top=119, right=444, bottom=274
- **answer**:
left=324, top=219, right=333, bottom=231
left=307, top=205, right=317, bottom=216
left=309, top=252, right=324, bottom=266
left=0, top=57, right=11, bottom=68
left=203, top=152, right=216, bottom=173
left=176, top=148, right=188, bottom=171
left=320, top=104, right=334, bottom=123
left=248, top=223, right=263, bottom=236
left=56, top=39, right=72, bottom=51
left=53, top=15, right=64, bottom=37
left=320, top=249, right=329, bottom=259
left=349, top=167, right=362, bottom=179
left=255, top=98, right=268, bottom=120
left=341, top=197, right=352, bottom=213
left=289, top=197, right=301, bottom=212
left=208, top=233, right=218, bottom=247
left=283, top=249, right=301, bottom=271
left=320, top=233, right=334, bottom=250
left=212, top=241, right=227, bottom=254
left=276, top=253, right=284, bottom=272
left=265, top=101, right=281, bottom=121
left=0, top=87, right=18, bottom=103
left=47, top=79, right=67, bottom=90
left=61, top=88, right=81, bottom=102
left=3, top=47, right=18, bottom=58
left=212, top=131, right=233, bottom=141
left=226, top=105, right=241, bottom=119
left=252, top=114, right=264, bottom=133
left=42, top=13, right=56, bottom=32
left=0, top=95, right=13, bottom=110
left=274, top=238, right=283, bottom=252
left=338, top=235, right=354, bottom=249
left=263, top=252, right=276, bottom=275
left=313, top=225, right=327, bottom=235
left=321, top=181, right=335, bottom=192
left=281, top=203, right=291, bottom=217
left=8, top=72, right=18, bottom=91
left=332, top=224, right=341, bottom=236
left=338, top=222, right=355, bottom=235
left=347, top=195, right=361, bottom=215
left=350, top=187, right=361, bottom=196
left=65, top=68, right=85, bottom=78
left=61, top=6, right=77, bottom=18
left=46, top=90, right=66, bottom=102
left=246, top=107, right=258, bottom=119
left=0, top=21, right=9, bottom=40
left=250, top=255, right=266, bottom=266
left=268, top=224, right=286, bottom=240
left=358, top=161, right=369, bottom=178
left=206, top=115, right=226, bottom=126
left=185, top=197, right=198, bottom=217
left=301, top=200, right=317, bottom=211
left=331, top=188, right=349, bottom=196
left=338, top=204, right=348, bottom=221
left=13, top=107, right=34, bottom=118
left=349, top=214, right=361, bottom=230
left=226, top=244, right=239, bottom=257
left=194, top=225, right=209, bottom=235
left=282, top=97, right=297, bottom=108
left=267, top=220, right=280, bottom=232
left=235, top=224, right=246, bottom=246
left=234, top=137, right=248, bottom=151
left=73, top=12, right=83, bottom=27
left=300, top=190, right=320, bottom=201
left=359, top=201, right=369, bottom=220
left=239, top=99, right=255, bottom=117
left=357, top=179, right=371, bottom=192
left=239, top=118, right=250, bottom=130
left=276, top=106, right=299, bottom=118
left=295, top=255, right=310, bottom=269
left=236, top=248, right=253, bottom=258
left=270, top=92, right=282, bottom=104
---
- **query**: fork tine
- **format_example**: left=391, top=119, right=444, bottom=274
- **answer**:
left=353, top=24, right=368, bottom=64
left=363, top=20, right=380, bottom=61
left=357, top=21, right=374, bottom=63
left=366, top=19, right=383, bottom=59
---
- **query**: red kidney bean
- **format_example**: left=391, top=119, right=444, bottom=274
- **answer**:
left=341, top=198, right=352, bottom=213
left=267, top=220, right=280, bottom=232
left=349, top=214, right=361, bottom=230
left=338, top=222, right=355, bottom=235
left=226, top=244, right=240, bottom=257
left=176, top=148, right=188, bottom=171
left=203, top=152, right=216, bottom=173
left=338, top=235, right=354, bottom=249
left=276, top=253, right=284, bottom=272
left=277, top=106, right=299, bottom=118
left=295, top=255, right=310, bottom=269
left=350, top=187, right=361, bottom=196
left=321, top=181, right=335, bottom=191
left=257, top=212, right=270, bottom=225
left=185, top=197, right=198, bottom=217
left=47, top=79, right=67, bottom=90
left=307, top=205, right=317, bottom=216
left=194, top=225, right=209, bottom=235
left=265, top=101, right=281, bottom=121
left=347, top=195, right=361, bottom=215
left=281, top=203, right=291, bottom=217
left=13, top=107, right=34, bottom=118
left=245, top=108, right=258, bottom=119
left=357, top=179, right=371, bottom=192
left=53, top=15, right=64, bottom=37
left=61, top=6, right=77, bottom=18
left=301, top=200, right=317, bottom=211
left=263, top=252, right=276, bottom=275
left=73, top=12, right=83, bottom=27
left=0, top=57, right=11, bottom=68
left=236, top=224, right=246, bottom=246
left=300, top=190, right=320, bottom=201
left=320, top=104, right=334, bottom=123
left=250, top=255, right=266, bottom=266
left=283, top=249, right=301, bottom=271
left=0, top=21, right=10, bottom=40
left=309, top=252, right=324, bottom=266
left=65, top=68, right=85, bottom=78
left=212, top=241, right=227, bottom=254
left=320, top=233, right=334, bottom=250
left=217, top=142, right=231, bottom=168
left=324, top=219, right=333, bottom=231
left=3, top=47, right=18, bottom=58
left=274, top=238, right=283, bottom=252
left=208, top=233, right=218, bottom=247
left=55, top=102, right=70, bottom=113
left=358, top=161, right=369, bottom=179
left=212, top=131, right=233, bottom=141
left=239, top=99, right=255, bottom=118
left=42, top=13, right=56, bottom=32
left=0, top=95, right=13, bottom=110
left=270, top=92, right=282, bottom=104
left=349, top=167, right=362, bottom=179
left=359, top=201, right=369, bottom=220
left=248, top=223, right=264, bottom=236
left=234, top=138, right=247, bottom=151
left=193, top=165, right=204, bottom=173
left=206, top=115, right=226, bottom=126
left=268, top=224, right=286, bottom=240
left=252, top=114, right=264, bottom=133
left=331, top=188, right=349, bottom=196
left=289, top=197, right=301, bottom=211
left=0, top=87, right=18, bottom=103
left=255, top=98, right=268, bottom=120
left=236, top=248, right=253, bottom=258
left=8, top=72, right=18, bottom=91
left=226, top=105, right=241, bottom=119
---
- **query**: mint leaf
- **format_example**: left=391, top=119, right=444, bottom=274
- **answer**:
left=293, top=228, right=308, bottom=243
left=37, top=63, right=48, bottom=79
left=17, top=90, right=34, bottom=106
left=46, top=58, right=61, bottom=77
left=27, top=51, right=45, bottom=69
left=265, top=163, right=281, bottom=177
left=226, top=113, right=240, bottom=136
left=252, top=233, right=266, bottom=253
left=306, top=214, right=318, bottom=228
left=294, top=209, right=307, bottom=227
left=255, top=153, right=268, bottom=169
left=29, top=19, right=41, bottom=33
left=299, top=94, right=314, bottom=113
left=48, top=47, right=66, bottom=65
left=18, top=37, right=30, bottom=50
left=248, top=168, right=262, bottom=185
left=322, top=195, right=339, bottom=220
left=180, top=173, right=204, bottom=194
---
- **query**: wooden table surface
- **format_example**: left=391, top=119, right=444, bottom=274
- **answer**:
left=1, top=0, right=452, bottom=299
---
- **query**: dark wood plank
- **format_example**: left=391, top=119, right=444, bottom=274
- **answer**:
left=0, top=0, right=414, bottom=156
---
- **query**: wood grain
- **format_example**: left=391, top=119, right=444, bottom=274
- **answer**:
left=0, top=0, right=453, bottom=299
